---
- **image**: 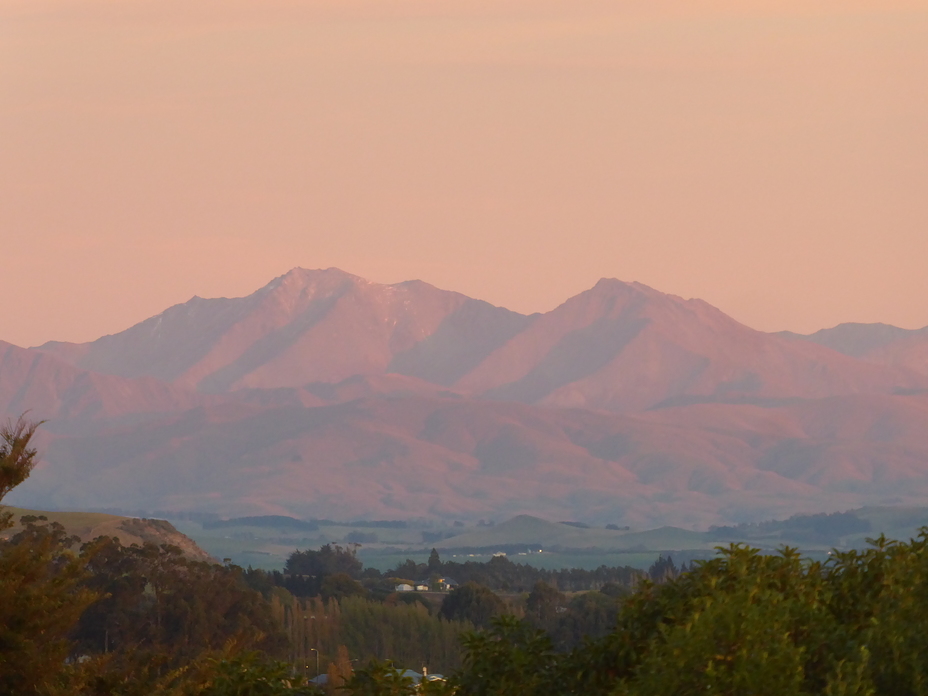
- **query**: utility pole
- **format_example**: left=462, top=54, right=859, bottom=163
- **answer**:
left=303, top=615, right=309, bottom=674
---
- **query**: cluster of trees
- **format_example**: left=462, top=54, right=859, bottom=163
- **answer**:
left=273, top=544, right=642, bottom=596
left=0, top=419, right=316, bottom=695
left=344, top=533, right=928, bottom=695
left=267, top=594, right=471, bottom=679
left=401, top=552, right=641, bottom=593
left=241, top=542, right=660, bottom=674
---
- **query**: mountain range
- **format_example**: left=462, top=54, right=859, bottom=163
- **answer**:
left=5, top=268, right=928, bottom=528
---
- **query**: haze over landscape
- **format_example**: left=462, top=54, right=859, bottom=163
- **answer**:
left=2, top=0, right=927, bottom=531
left=2, top=0, right=927, bottom=349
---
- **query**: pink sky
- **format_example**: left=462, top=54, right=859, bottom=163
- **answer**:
left=2, top=0, right=927, bottom=347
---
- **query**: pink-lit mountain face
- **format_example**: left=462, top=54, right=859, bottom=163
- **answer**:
left=36, top=268, right=532, bottom=392
left=35, top=269, right=927, bottom=410
left=9, top=269, right=928, bottom=527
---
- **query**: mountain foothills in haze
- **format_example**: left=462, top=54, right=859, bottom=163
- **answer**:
left=5, top=268, right=928, bottom=528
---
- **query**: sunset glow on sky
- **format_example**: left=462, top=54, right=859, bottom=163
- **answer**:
left=2, top=0, right=927, bottom=347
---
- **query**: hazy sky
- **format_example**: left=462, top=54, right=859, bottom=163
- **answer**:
left=2, top=0, right=927, bottom=347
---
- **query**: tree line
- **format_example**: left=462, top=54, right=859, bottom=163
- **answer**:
left=1, top=419, right=315, bottom=695
left=340, top=532, right=928, bottom=695
left=276, top=544, right=642, bottom=595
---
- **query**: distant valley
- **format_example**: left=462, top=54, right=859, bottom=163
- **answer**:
left=4, top=268, right=928, bottom=528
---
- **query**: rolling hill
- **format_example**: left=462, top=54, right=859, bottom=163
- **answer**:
left=0, top=506, right=213, bottom=561
left=0, top=340, right=210, bottom=422
left=783, top=323, right=928, bottom=378
left=8, top=389, right=928, bottom=529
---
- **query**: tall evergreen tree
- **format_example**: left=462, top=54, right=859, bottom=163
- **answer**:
left=427, top=549, right=442, bottom=575
left=0, top=419, right=97, bottom=696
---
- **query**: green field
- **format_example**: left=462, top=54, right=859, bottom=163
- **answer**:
left=165, top=506, right=928, bottom=573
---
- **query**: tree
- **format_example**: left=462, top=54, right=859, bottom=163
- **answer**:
left=646, top=555, right=679, bottom=583
left=0, top=417, right=41, bottom=525
left=320, top=573, right=367, bottom=602
left=525, top=581, right=565, bottom=630
left=427, top=549, right=442, bottom=575
left=439, top=582, right=505, bottom=629
left=389, top=559, right=423, bottom=583
left=340, top=660, right=417, bottom=696
left=552, top=590, right=619, bottom=650
left=450, top=616, right=557, bottom=696
left=0, top=418, right=98, bottom=696
left=286, top=545, right=363, bottom=595
left=159, top=651, right=322, bottom=696
left=71, top=535, right=287, bottom=670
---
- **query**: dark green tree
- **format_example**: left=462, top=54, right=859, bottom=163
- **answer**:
left=72, top=536, right=286, bottom=668
left=340, top=660, right=416, bottom=696
left=0, top=417, right=41, bottom=520
left=439, top=582, right=505, bottom=629
left=320, top=573, right=367, bottom=602
left=286, top=545, right=363, bottom=595
left=0, top=418, right=99, bottom=696
left=450, top=616, right=557, bottom=696
left=524, top=581, right=565, bottom=631
left=167, top=651, right=321, bottom=696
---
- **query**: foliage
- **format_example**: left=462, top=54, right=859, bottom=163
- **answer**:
left=449, top=615, right=557, bottom=696
left=185, top=653, right=319, bottom=696
left=320, top=573, right=367, bottom=602
left=287, top=545, right=363, bottom=580
left=272, top=594, right=471, bottom=677
left=439, top=582, right=506, bottom=629
left=0, top=517, right=97, bottom=695
left=73, top=535, right=287, bottom=668
left=0, top=417, right=41, bottom=526
left=524, top=580, right=565, bottom=629
left=387, top=551, right=642, bottom=593
left=0, top=418, right=98, bottom=696
left=438, top=536, right=928, bottom=695
left=285, top=545, right=364, bottom=596
left=340, top=660, right=416, bottom=696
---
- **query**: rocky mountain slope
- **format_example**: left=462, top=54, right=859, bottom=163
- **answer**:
left=36, top=268, right=530, bottom=392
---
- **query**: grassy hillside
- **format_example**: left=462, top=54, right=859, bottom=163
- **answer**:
left=0, top=506, right=214, bottom=561
left=432, top=515, right=710, bottom=552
